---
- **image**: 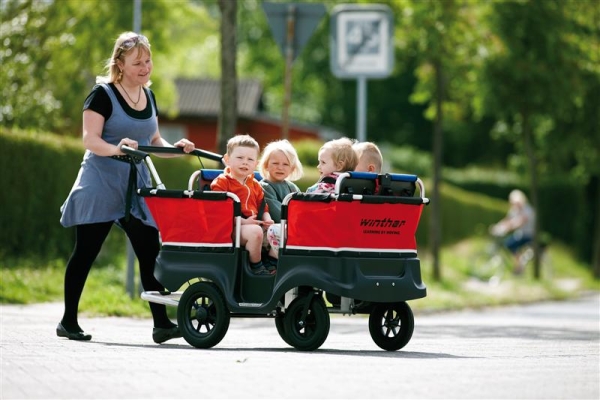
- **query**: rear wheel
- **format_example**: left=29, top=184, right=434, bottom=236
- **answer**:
left=368, top=302, right=414, bottom=351
left=177, top=282, right=230, bottom=349
left=283, top=294, right=330, bottom=351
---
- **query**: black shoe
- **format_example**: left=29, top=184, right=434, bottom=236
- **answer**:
left=250, top=265, right=271, bottom=275
left=56, top=322, right=92, bottom=341
left=152, top=326, right=182, bottom=344
left=263, top=257, right=278, bottom=274
left=250, top=261, right=271, bottom=275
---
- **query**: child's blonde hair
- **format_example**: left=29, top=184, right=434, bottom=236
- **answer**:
left=259, top=139, right=304, bottom=181
left=353, top=141, right=383, bottom=173
left=320, top=137, right=358, bottom=172
left=226, top=134, right=260, bottom=156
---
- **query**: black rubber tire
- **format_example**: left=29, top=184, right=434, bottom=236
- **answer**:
left=368, top=302, right=414, bottom=351
left=274, top=314, right=293, bottom=346
left=177, top=282, right=230, bottom=349
left=283, top=295, right=330, bottom=351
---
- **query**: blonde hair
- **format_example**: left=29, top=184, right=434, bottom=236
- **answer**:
left=97, top=32, right=152, bottom=86
left=259, top=140, right=304, bottom=181
left=226, top=134, right=260, bottom=157
left=353, top=141, right=383, bottom=173
left=509, top=189, right=528, bottom=206
left=320, top=137, right=358, bottom=172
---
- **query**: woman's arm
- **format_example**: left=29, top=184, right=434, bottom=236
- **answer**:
left=82, top=109, right=134, bottom=156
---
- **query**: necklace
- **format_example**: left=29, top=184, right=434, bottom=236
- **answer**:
left=118, top=82, right=142, bottom=109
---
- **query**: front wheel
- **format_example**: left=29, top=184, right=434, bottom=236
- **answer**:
left=368, top=302, right=414, bottom=351
left=177, top=282, right=230, bottom=349
left=283, top=294, right=330, bottom=351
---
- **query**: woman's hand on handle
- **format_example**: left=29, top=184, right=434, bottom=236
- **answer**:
left=116, top=138, right=138, bottom=155
left=174, top=138, right=195, bottom=153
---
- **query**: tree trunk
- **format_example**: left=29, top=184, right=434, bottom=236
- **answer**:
left=217, top=0, right=237, bottom=155
left=522, top=112, right=541, bottom=279
left=430, top=59, right=444, bottom=282
left=591, top=176, right=600, bottom=278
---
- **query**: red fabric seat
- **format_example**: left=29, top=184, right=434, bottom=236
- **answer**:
left=285, top=197, right=424, bottom=253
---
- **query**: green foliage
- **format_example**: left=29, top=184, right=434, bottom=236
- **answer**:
left=0, top=0, right=214, bottom=134
left=292, top=138, right=322, bottom=168
left=381, top=144, right=432, bottom=177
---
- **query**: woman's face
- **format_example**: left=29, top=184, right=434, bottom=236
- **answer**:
left=119, top=48, right=152, bottom=86
left=265, top=150, right=293, bottom=183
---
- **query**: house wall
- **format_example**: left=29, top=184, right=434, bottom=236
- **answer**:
left=161, top=118, right=321, bottom=153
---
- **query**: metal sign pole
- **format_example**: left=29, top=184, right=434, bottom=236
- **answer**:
left=357, top=75, right=367, bottom=142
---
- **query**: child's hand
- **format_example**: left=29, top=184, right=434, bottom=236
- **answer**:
left=262, top=213, right=274, bottom=228
left=242, top=215, right=263, bottom=226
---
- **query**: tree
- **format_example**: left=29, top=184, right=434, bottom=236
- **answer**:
left=392, top=0, right=487, bottom=281
left=1, top=0, right=213, bottom=135
left=216, top=0, right=237, bottom=155
left=480, top=0, right=599, bottom=279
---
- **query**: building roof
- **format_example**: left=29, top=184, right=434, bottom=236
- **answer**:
left=175, top=78, right=264, bottom=118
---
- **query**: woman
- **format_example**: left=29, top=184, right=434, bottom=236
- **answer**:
left=58, top=32, right=194, bottom=343
left=490, top=189, right=536, bottom=274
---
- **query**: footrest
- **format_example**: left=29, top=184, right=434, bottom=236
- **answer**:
left=140, top=291, right=183, bottom=307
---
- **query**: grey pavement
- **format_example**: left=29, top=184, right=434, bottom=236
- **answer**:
left=1, top=294, right=599, bottom=400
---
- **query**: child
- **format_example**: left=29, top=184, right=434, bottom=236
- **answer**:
left=258, top=139, right=304, bottom=222
left=259, top=140, right=304, bottom=265
left=353, top=141, right=383, bottom=174
left=306, top=137, right=358, bottom=194
left=211, top=134, right=275, bottom=275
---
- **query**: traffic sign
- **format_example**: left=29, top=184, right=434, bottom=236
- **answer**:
left=263, top=2, right=326, bottom=63
left=330, top=4, right=394, bottom=79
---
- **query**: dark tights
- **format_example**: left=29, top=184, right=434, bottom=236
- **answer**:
left=61, top=217, right=174, bottom=332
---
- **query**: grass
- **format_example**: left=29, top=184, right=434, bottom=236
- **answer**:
left=1, top=235, right=597, bottom=319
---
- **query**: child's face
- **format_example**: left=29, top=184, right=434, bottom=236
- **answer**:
left=317, top=148, right=339, bottom=177
left=225, top=145, right=259, bottom=181
left=266, top=150, right=293, bottom=183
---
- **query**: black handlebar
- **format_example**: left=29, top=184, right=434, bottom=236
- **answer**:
left=121, top=145, right=224, bottom=165
left=121, top=145, right=150, bottom=159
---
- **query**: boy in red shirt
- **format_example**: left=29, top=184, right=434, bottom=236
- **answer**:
left=211, top=135, right=275, bottom=275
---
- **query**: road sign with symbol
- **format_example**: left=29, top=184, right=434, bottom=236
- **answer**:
left=330, top=4, right=394, bottom=79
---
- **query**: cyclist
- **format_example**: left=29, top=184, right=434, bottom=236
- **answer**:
left=490, top=189, right=535, bottom=275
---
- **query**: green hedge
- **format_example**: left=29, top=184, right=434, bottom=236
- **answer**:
left=0, top=129, right=522, bottom=261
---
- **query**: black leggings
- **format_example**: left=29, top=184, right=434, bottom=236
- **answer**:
left=61, top=217, right=174, bottom=330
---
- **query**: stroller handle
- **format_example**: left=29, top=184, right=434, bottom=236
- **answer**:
left=120, top=145, right=166, bottom=189
left=121, top=145, right=150, bottom=159
left=137, top=145, right=224, bottom=165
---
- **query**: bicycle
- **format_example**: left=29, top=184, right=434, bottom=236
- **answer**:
left=469, top=230, right=552, bottom=286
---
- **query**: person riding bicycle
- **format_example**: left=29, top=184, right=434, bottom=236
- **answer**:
left=490, top=189, right=535, bottom=275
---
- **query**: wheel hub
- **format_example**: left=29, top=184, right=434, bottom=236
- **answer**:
left=195, top=304, right=208, bottom=323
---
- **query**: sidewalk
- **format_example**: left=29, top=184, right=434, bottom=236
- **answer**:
left=0, top=302, right=295, bottom=399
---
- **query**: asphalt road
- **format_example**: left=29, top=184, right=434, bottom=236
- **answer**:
left=1, top=293, right=598, bottom=399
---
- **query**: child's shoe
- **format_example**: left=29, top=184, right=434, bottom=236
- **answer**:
left=263, top=256, right=278, bottom=274
left=250, top=261, right=271, bottom=275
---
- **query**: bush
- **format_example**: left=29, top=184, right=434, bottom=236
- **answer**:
left=381, top=144, right=432, bottom=177
left=292, top=139, right=322, bottom=168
